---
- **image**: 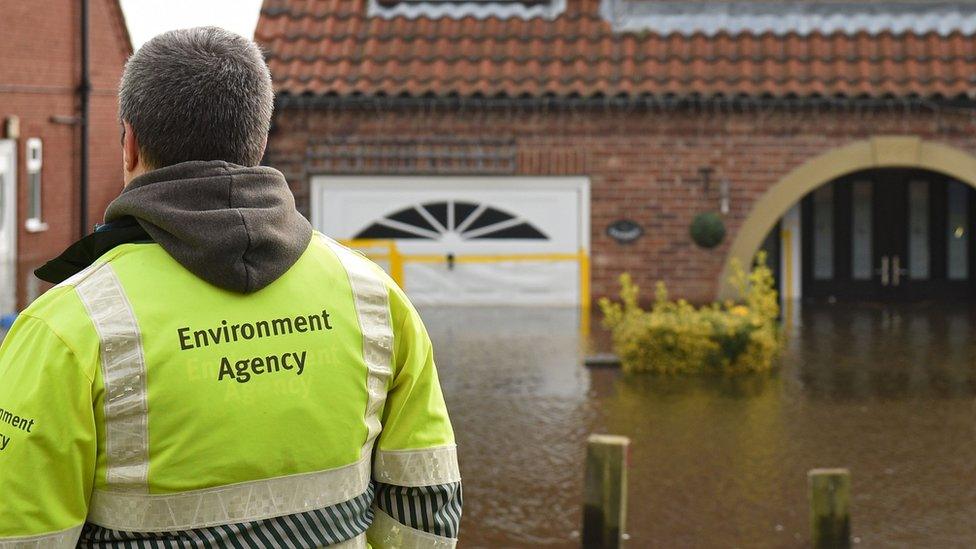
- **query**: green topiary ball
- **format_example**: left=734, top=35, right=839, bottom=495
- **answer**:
left=690, top=212, right=726, bottom=249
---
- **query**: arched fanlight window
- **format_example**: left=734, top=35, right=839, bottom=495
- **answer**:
left=355, top=201, right=548, bottom=241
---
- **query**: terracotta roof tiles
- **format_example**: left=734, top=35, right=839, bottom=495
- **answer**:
left=255, top=0, right=976, bottom=100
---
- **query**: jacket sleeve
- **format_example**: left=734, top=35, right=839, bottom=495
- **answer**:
left=0, top=314, right=95, bottom=547
left=366, top=285, right=462, bottom=549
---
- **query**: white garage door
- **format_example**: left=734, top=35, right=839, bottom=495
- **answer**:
left=311, top=176, right=590, bottom=306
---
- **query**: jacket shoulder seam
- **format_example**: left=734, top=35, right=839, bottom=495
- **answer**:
left=16, top=313, right=94, bottom=385
left=54, top=244, right=159, bottom=290
left=54, top=256, right=113, bottom=289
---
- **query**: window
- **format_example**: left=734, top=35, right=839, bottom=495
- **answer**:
left=369, top=0, right=565, bottom=19
left=355, top=201, right=548, bottom=241
left=25, top=138, right=47, bottom=232
left=377, top=1, right=551, bottom=4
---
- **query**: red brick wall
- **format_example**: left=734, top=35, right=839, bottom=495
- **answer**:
left=266, top=104, right=976, bottom=303
left=0, top=0, right=130, bottom=308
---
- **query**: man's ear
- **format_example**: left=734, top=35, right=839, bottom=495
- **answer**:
left=123, top=121, right=139, bottom=173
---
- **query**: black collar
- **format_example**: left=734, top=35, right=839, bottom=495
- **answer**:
left=34, top=217, right=154, bottom=284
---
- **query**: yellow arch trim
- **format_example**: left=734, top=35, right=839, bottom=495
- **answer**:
left=718, top=136, right=976, bottom=300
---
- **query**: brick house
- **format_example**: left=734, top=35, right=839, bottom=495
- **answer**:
left=256, top=0, right=976, bottom=306
left=0, top=0, right=131, bottom=313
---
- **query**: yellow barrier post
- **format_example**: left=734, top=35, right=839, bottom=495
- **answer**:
left=781, top=229, right=794, bottom=332
left=339, top=239, right=404, bottom=289
left=580, top=248, right=591, bottom=340
left=388, top=242, right=405, bottom=289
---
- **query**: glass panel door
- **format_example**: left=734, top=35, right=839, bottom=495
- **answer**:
left=803, top=169, right=975, bottom=302
left=872, top=175, right=909, bottom=300
left=851, top=180, right=872, bottom=280
left=947, top=181, right=969, bottom=281
left=813, top=185, right=834, bottom=280
left=803, top=177, right=877, bottom=301
left=908, top=180, right=930, bottom=280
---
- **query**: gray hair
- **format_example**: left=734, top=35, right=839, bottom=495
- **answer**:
left=119, top=27, right=273, bottom=168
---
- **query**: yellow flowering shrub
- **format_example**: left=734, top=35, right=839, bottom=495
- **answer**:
left=599, top=253, right=782, bottom=375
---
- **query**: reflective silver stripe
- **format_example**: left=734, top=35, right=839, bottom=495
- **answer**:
left=321, top=236, right=393, bottom=459
left=374, top=445, right=461, bottom=487
left=55, top=260, right=101, bottom=289
left=332, top=533, right=368, bottom=548
left=367, top=508, right=457, bottom=549
left=87, top=455, right=372, bottom=532
left=75, top=263, right=150, bottom=491
left=0, top=525, right=83, bottom=549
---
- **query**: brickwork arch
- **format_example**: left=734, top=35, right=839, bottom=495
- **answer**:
left=717, top=136, right=976, bottom=299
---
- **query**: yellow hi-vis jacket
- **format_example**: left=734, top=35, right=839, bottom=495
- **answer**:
left=0, top=233, right=460, bottom=548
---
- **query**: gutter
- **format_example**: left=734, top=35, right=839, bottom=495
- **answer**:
left=275, top=94, right=976, bottom=114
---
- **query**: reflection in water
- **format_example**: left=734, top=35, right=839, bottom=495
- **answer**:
left=422, top=307, right=595, bottom=547
left=795, top=305, right=976, bottom=399
left=425, top=303, right=976, bottom=547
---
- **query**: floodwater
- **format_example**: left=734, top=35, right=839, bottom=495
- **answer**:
left=425, top=304, right=976, bottom=548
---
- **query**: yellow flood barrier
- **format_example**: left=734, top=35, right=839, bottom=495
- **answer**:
left=340, top=239, right=592, bottom=336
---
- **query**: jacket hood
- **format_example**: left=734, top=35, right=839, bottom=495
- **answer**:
left=104, top=160, right=312, bottom=294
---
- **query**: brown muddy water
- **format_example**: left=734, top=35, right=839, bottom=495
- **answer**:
left=424, top=304, right=976, bottom=548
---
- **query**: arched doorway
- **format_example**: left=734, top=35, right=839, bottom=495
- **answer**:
left=718, top=137, right=976, bottom=301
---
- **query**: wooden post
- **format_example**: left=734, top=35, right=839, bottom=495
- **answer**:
left=808, top=468, right=851, bottom=548
left=582, top=434, right=629, bottom=548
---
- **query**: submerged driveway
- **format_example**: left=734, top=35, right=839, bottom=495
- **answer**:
left=429, top=303, right=976, bottom=547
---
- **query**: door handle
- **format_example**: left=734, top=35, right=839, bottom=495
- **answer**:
left=877, top=256, right=890, bottom=286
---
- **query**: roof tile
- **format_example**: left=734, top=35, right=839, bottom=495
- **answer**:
left=256, top=0, right=976, bottom=100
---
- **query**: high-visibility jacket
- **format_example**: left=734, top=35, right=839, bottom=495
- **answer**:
left=0, top=233, right=461, bottom=548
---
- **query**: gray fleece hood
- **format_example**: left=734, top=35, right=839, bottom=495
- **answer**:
left=104, top=160, right=312, bottom=294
